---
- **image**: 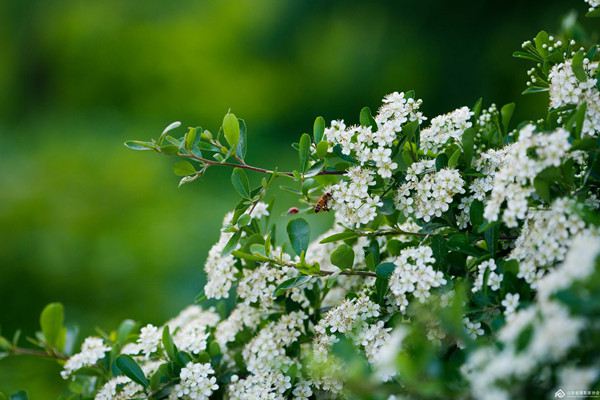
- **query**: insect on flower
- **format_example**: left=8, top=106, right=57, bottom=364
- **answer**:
left=314, top=192, right=333, bottom=213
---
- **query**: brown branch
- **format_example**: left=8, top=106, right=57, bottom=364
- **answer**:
left=180, top=152, right=346, bottom=177
left=10, top=346, right=68, bottom=360
left=319, top=270, right=377, bottom=277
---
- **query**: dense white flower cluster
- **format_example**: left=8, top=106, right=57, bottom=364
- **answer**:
left=243, top=311, right=307, bottom=373
left=61, top=337, right=110, bottom=379
left=169, top=362, right=218, bottom=400
left=237, top=262, right=296, bottom=309
left=549, top=59, right=600, bottom=136
left=509, top=198, right=587, bottom=286
left=471, top=259, right=503, bottom=292
left=203, top=214, right=237, bottom=299
left=388, top=246, right=446, bottom=313
left=395, top=160, right=465, bottom=222
left=95, top=376, right=144, bottom=400
left=421, top=106, right=473, bottom=153
left=228, top=371, right=292, bottom=400
left=329, top=166, right=382, bottom=227
left=457, top=146, right=511, bottom=228
left=325, top=92, right=427, bottom=227
left=464, top=235, right=600, bottom=400
left=483, top=125, right=571, bottom=227
left=214, top=303, right=261, bottom=347
left=376, top=91, right=426, bottom=129
left=137, top=324, right=161, bottom=357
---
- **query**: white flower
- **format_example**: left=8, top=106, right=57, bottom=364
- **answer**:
left=483, top=125, right=571, bottom=227
left=96, top=376, right=144, bottom=400
left=509, top=198, right=588, bottom=286
left=169, top=362, right=218, bottom=400
left=549, top=59, right=600, bottom=136
left=204, top=213, right=238, bottom=299
left=395, top=161, right=465, bottom=222
left=464, top=318, right=484, bottom=339
left=501, top=293, right=520, bottom=319
left=62, top=337, right=111, bottom=379
left=138, top=324, right=161, bottom=357
left=247, top=202, right=270, bottom=219
left=421, top=106, right=473, bottom=153
left=388, top=246, right=446, bottom=312
left=472, top=259, right=503, bottom=292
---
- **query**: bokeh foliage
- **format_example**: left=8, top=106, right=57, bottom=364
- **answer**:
left=0, top=0, right=582, bottom=396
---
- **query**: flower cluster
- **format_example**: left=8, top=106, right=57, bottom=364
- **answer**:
left=329, top=166, right=382, bottom=227
left=421, top=106, right=473, bottom=153
left=549, top=58, right=600, bottom=137
left=464, top=235, right=600, bottom=400
left=483, top=125, right=571, bottom=227
left=169, top=362, right=218, bottom=400
left=395, top=160, right=465, bottom=222
left=388, top=246, right=446, bottom=313
left=471, top=259, right=502, bottom=292
left=61, top=337, right=110, bottom=379
left=509, top=198, right=588, bottom=285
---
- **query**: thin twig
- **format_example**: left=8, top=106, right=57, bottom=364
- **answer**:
left=181, top=152, right=346, bottom=177
left=10, top=346, right=68, bottom=360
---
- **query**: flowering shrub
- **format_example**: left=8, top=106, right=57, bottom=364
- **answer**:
left=2, top=3, right=600, bottom=399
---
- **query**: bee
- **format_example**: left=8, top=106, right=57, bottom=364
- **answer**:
left=314, top=192, right=333, bottom=213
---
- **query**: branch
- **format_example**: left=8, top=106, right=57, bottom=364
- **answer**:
left=355, top=228, right=427, bottom=237
left=319, top=269, right=377, bottom=278
left=181, top=152, right=346, bottom=177
left=9, top=346, right=68, bottom=361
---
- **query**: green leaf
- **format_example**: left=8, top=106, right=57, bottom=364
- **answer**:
left=359, top=107, right=377, bottom=130
left=462, top=127, right=475, bottom=167
left=231, top=250, right=270, bottom=262
left=231, top=168, right=251, bottom=198
left=512, top=51, right=542, bottom=62
left=115, top=355, right=149, bottom=388
left=469, top=200, right=484, bottom=228
left=40, top=303, right=64, bottom=349
left=9, top=391, right=27, bottom=400
left=287, top=218, right=310, bottom=256
left=435, top=154, right=448, bottom=170
left=184, top=127, right=197, bottom=151
left=173, top=160, right=196, bottom=177
left=236, top=119, right=248, bottom=160
left=534, top=31, right=549, bottom=57
left=162, top=326, right=178, bottom=362
left=330, top=244, right=355, bottom=270
left=319, top=231, right=358, bottom=244
left=533, top=176, right=551, bottom=203
left=375, top=262, right=396, bottom=279
left=298, top=133, right=311, bottom=173
left=448, top=148, right=461, bottom=168
left=571, top=50, right=588, bottom=82
left=274, top=275, right=312, bottom=297
left=116, top=319, right=137, bottom=345
left=500, top=102, right=515, bottom=133
left=313, top=116, right=325, bottom=143
left=223, top=112, right=240, bottom=147
left=587, top=7, right=600, bottom=17
left=316, top=141, right=329, bottom=159
left=124, top=140, right=157, bottom=151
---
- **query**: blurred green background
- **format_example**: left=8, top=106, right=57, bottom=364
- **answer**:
left=0, top=0, right=585, bottom=396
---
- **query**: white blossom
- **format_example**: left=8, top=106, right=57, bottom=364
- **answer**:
left=395, top=161, right=465, bottom=222
left=62, top=337, right=110, bottom=379
left=169, top=362, right=218, bottom=400
left=421, top=106, right=473, bottom=153
left=388, top=246, right=446, bottom=312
